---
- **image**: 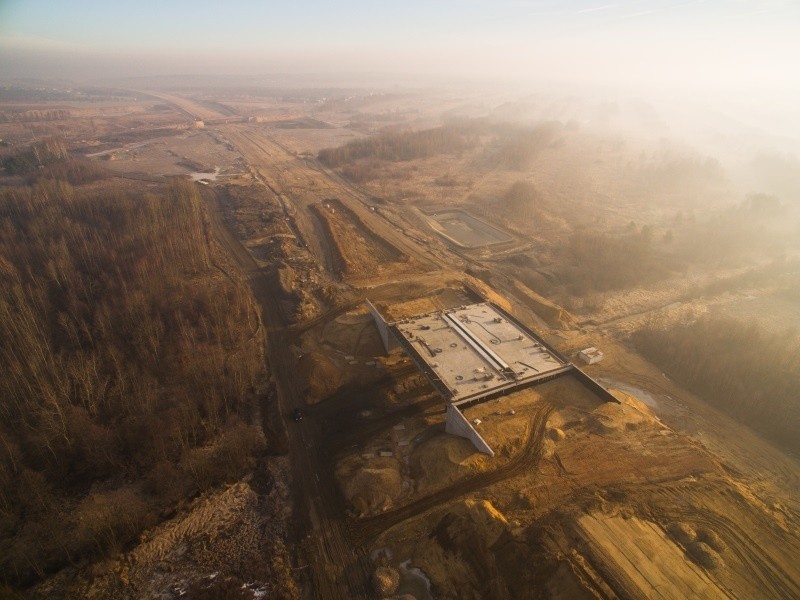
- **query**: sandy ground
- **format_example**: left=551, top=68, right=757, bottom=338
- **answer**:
left=572, top=512, right=721, bottom=599
left=94, top=129, right=245, bottom=179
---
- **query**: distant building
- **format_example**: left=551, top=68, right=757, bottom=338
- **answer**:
left=193, top=119, right=205, bottom=129
left=579, top=347, right=604, bottom=365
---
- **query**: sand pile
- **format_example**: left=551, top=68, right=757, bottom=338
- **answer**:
left=336, top=456, right=403, bottom=516
left=417, top=500, right=511, bottom=597
left=372, top=566, right=401, bottom=596
left=277, top=265, right=296, bottom=295
left=589, top=400, right=654, bottom=434
left=697, top=527, right=726, bottom=552
left=610, top=389, right=656, bottom=417
left=461, top=500, right=509, bottom=545
left=667, top=522, right=725, bottom=569
left=667, top=522, right=697, bottom=546
left=297, top=351, right=342, bottom=403
left=410, top=435, right=488, bottom=494
left=687, top=541, right=723, bottom=569
left=431, top=500, right=510, bottom=552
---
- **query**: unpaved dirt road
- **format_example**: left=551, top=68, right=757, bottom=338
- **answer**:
left=352, top=401, right=553, bottom=543
left=220, top=125, right=440, bottom=281
left=203, top=188, right=372, bottom=599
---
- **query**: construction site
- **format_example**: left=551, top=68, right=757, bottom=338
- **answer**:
left=369, top=300, right=583, bottom=457
left=11, top=85, right=798, bottom=599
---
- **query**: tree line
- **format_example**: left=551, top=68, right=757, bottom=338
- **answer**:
left=318, top=119, right=565, bottom=170
left=503, top=180, right=545, bottom=220
left=318, top=123, right=476, bottom=168
left=0, top=172, right=266, bottom=587
left=632, top=317, right=800, bottom=453
left=559, top=225, right=667, bottom=294
left=0, top=109, right=71, bottom=123
left=490, top=121, right=564, bottom=170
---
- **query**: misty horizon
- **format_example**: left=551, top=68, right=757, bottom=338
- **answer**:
left=2, top=1, right=799, bottom=93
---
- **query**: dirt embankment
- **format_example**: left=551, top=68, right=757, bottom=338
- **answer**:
left=311, top=198, right=411, bottom=279
left=31, top=461, right=298, bottom=599
left=297, top=351, right=343, bottom=404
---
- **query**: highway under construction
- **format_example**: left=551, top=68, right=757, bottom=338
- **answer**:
left=191, top=107, right=800, bottom=600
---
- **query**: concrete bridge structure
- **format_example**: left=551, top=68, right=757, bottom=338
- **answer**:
left=367, top=299, right=584, bottom=456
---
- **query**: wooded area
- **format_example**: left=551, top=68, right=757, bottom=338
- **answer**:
left=560, top=225, right=667, bottom=293
left=2, top=138, right=69, bottom=176
left=490, top=121, right=563, bottom=170
left=318, top=123, right=475, bottom=168
left=633, top=317, right=800, bottom=453
left=0, top=172, right=266, bottom=587
left=317, top=119, right=564, bottom=184
left=503, top=180, right=545, bottom=220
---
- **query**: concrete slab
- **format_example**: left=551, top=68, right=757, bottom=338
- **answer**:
left=390, top=302, right=570, bottom=405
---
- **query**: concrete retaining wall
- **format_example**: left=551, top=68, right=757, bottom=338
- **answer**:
left=571, top=367, right=620, bottom=404
left=445, top=404, right=495, bottom=456
left=366, top=299, right=399, bottom=353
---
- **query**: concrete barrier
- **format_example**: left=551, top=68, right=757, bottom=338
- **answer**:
left=445, top=404, right=495, bottom=456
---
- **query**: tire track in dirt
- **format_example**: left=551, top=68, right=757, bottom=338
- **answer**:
left=351, top=401, right=554, bottom=544
left=318, top=393, right=442, bottom=458
left=652, top=484, right=800, bottom=599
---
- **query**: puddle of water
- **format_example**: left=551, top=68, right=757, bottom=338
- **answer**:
left=598, top=378, right=660, bottom=410
left=397, top=560, right=433, bottom=600
left=190, top=166, right=220, bottom=182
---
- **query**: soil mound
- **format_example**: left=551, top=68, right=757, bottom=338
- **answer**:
left=697, top=527, right=727, bottom=552
left=297, top=351, right=342, bottom=404
left=434, top=500, right=509, bottom=548
left=667, top=521, right=697, bottom=546
left=687, top=540, right=723, bottom=569
left=589, top=401, right=654, bottom=434
left=610, top=389, right=656, bottom=417
left=421, top=500, right=510, bottom=597
left=336, top=456, right=403, bottom=516
left=410, top=435, right=488, bottom=494
left=372, top=566, right=401, bottom=597
left=277, top=265, right=296, bottom=295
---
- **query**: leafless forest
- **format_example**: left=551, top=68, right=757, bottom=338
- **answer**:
left=0, top=154, right=267, bottom=586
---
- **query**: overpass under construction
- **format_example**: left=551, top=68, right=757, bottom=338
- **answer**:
left=368, top=300, right=582, bottom=456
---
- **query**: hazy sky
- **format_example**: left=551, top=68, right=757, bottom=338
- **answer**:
left=1, top=0, right=799, bottom=92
